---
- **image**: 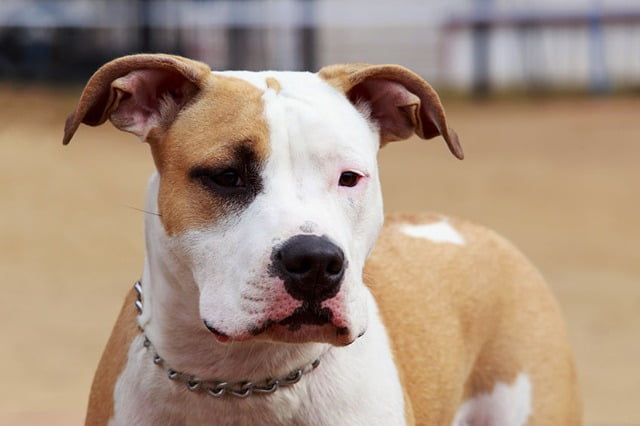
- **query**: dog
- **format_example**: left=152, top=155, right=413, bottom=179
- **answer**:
left=63, top=54, right=581, bottom=425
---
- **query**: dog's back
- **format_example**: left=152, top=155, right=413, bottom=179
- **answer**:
left=367, top=213, right=581, bottom=425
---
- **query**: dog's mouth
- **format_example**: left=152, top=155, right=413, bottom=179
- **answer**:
left=205, top=302, right=360, bottom=346
left=274, top=302, right=337, bottom=331
left=248, top=302, right=356, bottom=345
left=254, top=322, right=357, bottom=346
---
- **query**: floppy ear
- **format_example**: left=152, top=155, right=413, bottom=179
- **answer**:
left=318, top=63, right=463, bottom=159
left=62, top=54, right=211, bottom=145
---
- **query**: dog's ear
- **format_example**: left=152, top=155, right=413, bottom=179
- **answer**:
left=63, top=54, right=211, bottom=145
left=319, top=63, right=463, bottom=159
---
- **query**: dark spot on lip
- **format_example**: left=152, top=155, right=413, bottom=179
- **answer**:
left=248, top=319, right=275, bottom=336
left=203, top=320, right=229, bottom=338
left=336, top=327, right=350, bottom=336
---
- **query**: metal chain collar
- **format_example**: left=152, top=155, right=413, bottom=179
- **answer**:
left=133, top=280, right=322, bottom=398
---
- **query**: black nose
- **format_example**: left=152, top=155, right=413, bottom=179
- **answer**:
left=272, top=235, right=346, bottom=302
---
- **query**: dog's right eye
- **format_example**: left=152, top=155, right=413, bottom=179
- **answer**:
left=191, top=168, right=246, bottom=192
left=211, top=170, right=245, bottom=188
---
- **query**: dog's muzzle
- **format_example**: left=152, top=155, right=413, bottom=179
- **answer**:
left=203, top=234, right=354, bottom=344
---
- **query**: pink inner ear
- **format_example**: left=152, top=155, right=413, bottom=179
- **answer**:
left=109, top=69, right=188, bottom=139
left=349, top=79, right=420, bottom=142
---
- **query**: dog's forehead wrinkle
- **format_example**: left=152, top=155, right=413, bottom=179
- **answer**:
left=214, top=69, right=359, bottom=122
left=273, top=104, right=375, bottom=175
left=221, top=70, right=377, bottom=174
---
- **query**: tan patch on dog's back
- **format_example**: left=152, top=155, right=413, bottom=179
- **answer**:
left=85, top=288, right=140, bottom=425
left=366, top=213, right=580, bottom=424
left=150, top=74, right=270, bottom=235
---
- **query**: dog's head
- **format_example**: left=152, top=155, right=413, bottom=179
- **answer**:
left=64, top=54, right=461, bottom=346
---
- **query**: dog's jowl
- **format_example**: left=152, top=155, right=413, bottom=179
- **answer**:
left=65, top=54, right=581, bottom=425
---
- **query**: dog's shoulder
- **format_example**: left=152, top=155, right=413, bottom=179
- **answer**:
left=372, top=212, right=541, bottom=280
left=366, top=211, right=549, bottom=326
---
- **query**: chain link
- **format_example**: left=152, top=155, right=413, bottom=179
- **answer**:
left=133, top=280, right=322, bottom=398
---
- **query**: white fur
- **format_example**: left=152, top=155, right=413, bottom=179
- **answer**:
left=400, top=220, right=466, bottom=246
left=451, top=373, right=532, bottom=426
left=112, top=290, right=405, bottom=425
left=111, top=71, right=405, bottom=424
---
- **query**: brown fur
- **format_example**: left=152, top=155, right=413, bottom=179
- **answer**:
left=151, top=74, right=270, bottom=235
left=85, top=288, right=139, bottom=426
left=365, top=213, right=581, bottom=425
left=63, top=55, right=271, bottom=236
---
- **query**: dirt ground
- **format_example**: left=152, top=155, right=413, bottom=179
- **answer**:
left=0, top=84, right=638, bottom=425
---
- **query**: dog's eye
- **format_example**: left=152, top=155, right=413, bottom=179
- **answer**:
left=211, top=170, right=245, bottom=188
left=338, top=171, right=362, bottom=187
left=192, top=168, right=246, bottom=191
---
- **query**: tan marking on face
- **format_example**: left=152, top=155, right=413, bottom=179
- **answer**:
left=85, top=288, right=140, bottom=425
left=265, top=76, right=282, bottom=94
left=149, top=74, right=270, bottom=236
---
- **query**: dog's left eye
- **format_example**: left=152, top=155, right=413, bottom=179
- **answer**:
left=338, top=171, right=362, bottom=187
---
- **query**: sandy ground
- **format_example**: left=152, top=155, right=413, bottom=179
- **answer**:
left=0, top=84, right=638, bottom=425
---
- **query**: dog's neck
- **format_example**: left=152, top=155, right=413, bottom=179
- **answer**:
left=138, top=174, right=328, bottom=383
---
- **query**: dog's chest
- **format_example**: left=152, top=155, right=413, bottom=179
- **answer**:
left=110, top=306, right=406, bottom=426
left=110, top=335, right=302, bottom=425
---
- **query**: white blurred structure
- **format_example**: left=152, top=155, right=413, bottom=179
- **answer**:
left=1, top=0, right=639, bottom=93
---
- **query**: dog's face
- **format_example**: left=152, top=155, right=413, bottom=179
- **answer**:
left=157, top=71, right=384, bottom=346
left=64, top=54, right=461, bottom=346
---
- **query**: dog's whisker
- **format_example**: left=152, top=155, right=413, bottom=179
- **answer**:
left=125, top=205, right=163, bottom=217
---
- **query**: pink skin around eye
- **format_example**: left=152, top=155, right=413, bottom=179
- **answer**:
left=338, top=169, right=369, bottom=190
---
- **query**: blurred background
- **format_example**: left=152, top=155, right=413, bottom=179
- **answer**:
left=2, top=0, right=640, bottom=93
left=1, top=0, right=638, bottom=425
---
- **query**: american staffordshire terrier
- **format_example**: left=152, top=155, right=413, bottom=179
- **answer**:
left=63, top=54, right=581, bottom=425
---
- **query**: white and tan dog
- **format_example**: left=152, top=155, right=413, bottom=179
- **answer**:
left=64, top=54, right=580, bottom=425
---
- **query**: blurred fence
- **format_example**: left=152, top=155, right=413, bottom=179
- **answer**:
left=1, top=0, right=639, bottom=94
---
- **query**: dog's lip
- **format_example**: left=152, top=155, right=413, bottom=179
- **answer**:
left=246, top=314, right=361, bottom=346
left=277, top=305, right=334, bottom=331
left=203, top=320, right=232, bottom=343
left=203, top=306, right=361, bottom=345
left=205, top=322, right=362, bottom=346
